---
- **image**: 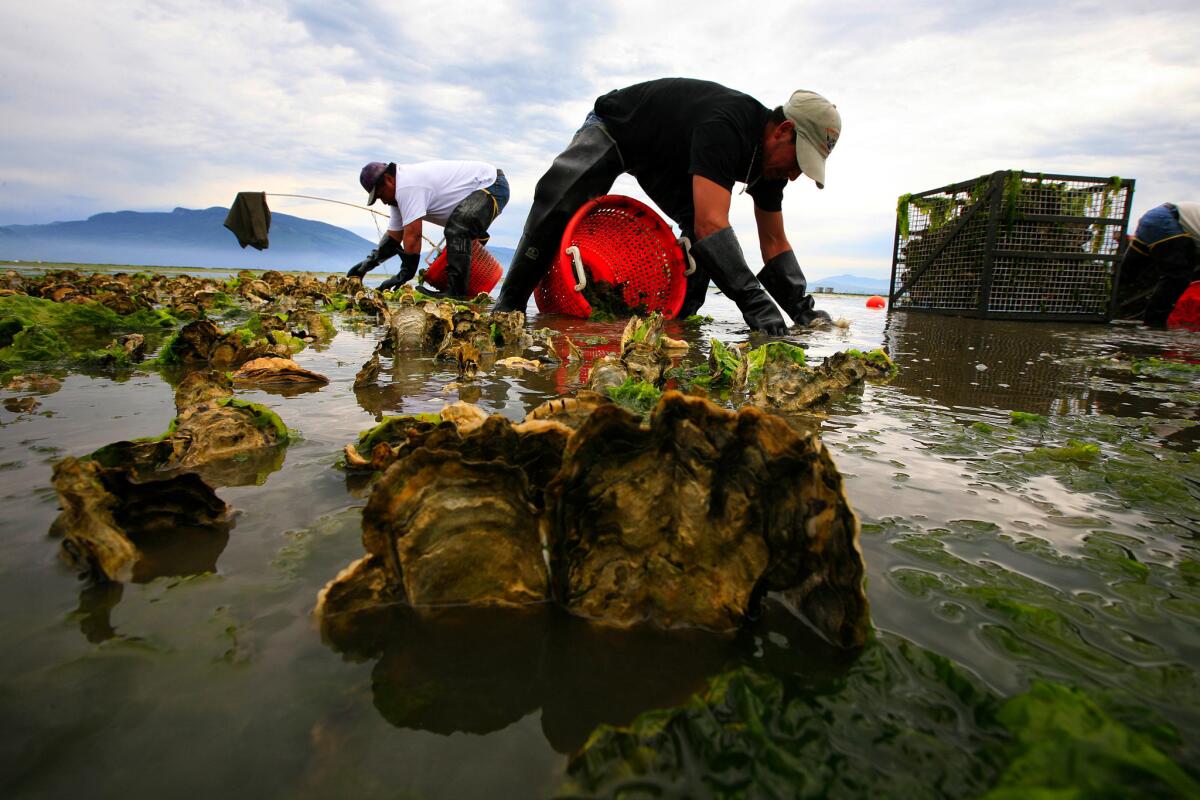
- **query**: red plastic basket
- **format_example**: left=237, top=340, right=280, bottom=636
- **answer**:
left=423, top=241, right=503, bottom=295
left=534, top=195, right=689, bottom=319
left=1167, top=280, right=1200, bottom=331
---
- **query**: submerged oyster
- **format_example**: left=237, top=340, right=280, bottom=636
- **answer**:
left=324, top=413, right=571, bottom=616
left=524, top=391, right=613, bottom=430
left=322, top=390, right=869, bottom=647
left=51, top=457, right=232, bottom=583
left=547, top=391, right=869, bottom=644
left=751, top=348, right=895, bottom=411
left=231, top=356, right=329, bottom=387
left=359, top=446, right=550, bottom=609
left=159, top=319, right=289, bottom=368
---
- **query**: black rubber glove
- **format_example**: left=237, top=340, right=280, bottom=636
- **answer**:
left=757, top=250, right=832, bottom=326
left=347, top=232, right=402, bottom=278
left=689, top=227, right=787, bottom=334
left=379, top=252, right=420, bottom=291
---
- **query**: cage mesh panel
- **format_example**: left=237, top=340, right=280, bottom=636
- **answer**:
left=892, top=172, right=1133, bottom=319
left=895, top=183, right=989, bottom=311
left=987, top=257, right=1113, bottom=314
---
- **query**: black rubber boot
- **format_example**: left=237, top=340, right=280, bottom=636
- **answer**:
left=495, top=232, right=555, bottom=312
left=756, top=250, right=832, bottom=326
left=494, top=124, right=623, bottom=313
left=442, top=190, right=495, bottom=299
left=678, top=267, right=710, bottom=318
left=690, top=228, right=787, bottom=334
left=347, top=232, right=402, bottom=278
left=378, top=252, right=420, bottom=291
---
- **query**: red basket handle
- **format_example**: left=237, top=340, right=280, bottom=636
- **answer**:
left=566, top=245, right=587, bottom=291
left=677, top=236, right=697, bottom=276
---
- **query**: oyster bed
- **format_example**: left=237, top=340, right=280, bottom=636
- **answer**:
left=1, top=265, right=1198, bottom=798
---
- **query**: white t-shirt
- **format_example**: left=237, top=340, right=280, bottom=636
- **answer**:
left=386, top=160, right=498, bottom=230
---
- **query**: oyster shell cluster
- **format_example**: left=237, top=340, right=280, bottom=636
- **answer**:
left=320, top=391, right=869, bottom=648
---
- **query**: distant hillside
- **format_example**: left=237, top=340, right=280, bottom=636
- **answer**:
left=0, top=206, right=514, bottom=273
left=808, top=273, right=890, bottom=295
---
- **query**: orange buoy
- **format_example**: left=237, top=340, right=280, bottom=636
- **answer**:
left=866, top=295, right=886, bottom=309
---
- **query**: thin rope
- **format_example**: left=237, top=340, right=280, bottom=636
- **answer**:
left=264, top=191, right=396, bottom=277
left=262, top=191, right=445, bottom=278
left=264, top=192, right=389, bottom=217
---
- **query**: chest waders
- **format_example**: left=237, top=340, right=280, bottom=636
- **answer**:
left=494, top=124, right=625, bottom=313
left=434, top=188, right=502, bottom=298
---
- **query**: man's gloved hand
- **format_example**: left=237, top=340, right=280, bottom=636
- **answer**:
left=379, top=252, right=420, bottom=291
left=690, top=227, right=787, bottom=334
left=347, top=232, right=403, bottom=279
left=757, top=250, right=831, bottom=327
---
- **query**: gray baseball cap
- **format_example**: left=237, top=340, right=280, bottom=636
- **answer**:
left=782, top=91, right=840, bottom=189
left=359, top=161, right=395, bottom=205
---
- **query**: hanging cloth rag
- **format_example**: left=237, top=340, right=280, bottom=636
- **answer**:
left=224, top=191, right=272, bottom=250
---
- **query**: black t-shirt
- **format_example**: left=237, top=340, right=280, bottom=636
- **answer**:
left=594, top=77, right=786, bottom=231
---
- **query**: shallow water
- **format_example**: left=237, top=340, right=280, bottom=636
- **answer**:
left=1, top=286, right=1198, bottom=798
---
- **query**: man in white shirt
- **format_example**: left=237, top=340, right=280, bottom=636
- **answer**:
left=349, top=160, right=509, bottom=297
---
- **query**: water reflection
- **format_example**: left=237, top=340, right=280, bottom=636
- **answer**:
left=883, top=311, right=1200, bottom=424
left=322, top=599, right=852, bottom=754
left=68, top=514, right=233, bottom=643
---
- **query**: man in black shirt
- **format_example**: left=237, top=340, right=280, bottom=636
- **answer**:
left=493, top=78, right=841, bottom=333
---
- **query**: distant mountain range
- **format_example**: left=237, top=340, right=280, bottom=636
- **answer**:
left=0, top=206, right=515, bottom=273
left=0, top=207, right=878, bottom=292
left=807, top=273, right=891, bottom=295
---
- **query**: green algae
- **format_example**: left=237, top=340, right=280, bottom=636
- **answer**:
left=873, top=513, right=1200, bottom=742
left=707, top=339, right=744, bottom=388
left=78, top=344, right=135, bottom=370
left=1132, top=357, right=1200, bottom=382
left=624, top=315, right=659, bottom=345
left=746, top=341, right=807, bottom=385
left=562, top=635, right=1011, bottom=799
left=563, top=648, right=1198, bottom=799
left=152, top=330, right=186, bottom=366
left=1025, top=439, right=1100, bottom=464
left=355, top=413, right=444, bottom=453
left=218, top=397, right=290, bottom=442
left=844, top=347, right=895, bottom=375
left=265, top=329, right=305, bottom=354
left=1010, top=411, right=1046, bottom=426
left=0, top=295, right=173, bottom=371
left=605, top=378, right=662, bottom=413
left=983, top=682, right=1200, bottom=799
left=920, top=406, right=1200, bottom=531
left=3, top=325, right=70, bottom=363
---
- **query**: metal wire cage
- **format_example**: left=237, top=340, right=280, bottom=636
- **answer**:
left=534, top=195, right=689, bottom=319
left=890, top=171, right=1135, bottom=321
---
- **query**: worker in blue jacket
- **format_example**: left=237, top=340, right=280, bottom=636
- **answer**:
left=1115, top=202, right=1200, bottom=325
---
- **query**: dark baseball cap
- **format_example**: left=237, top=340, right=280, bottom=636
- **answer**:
left=359, top=161, right=395, bottom=205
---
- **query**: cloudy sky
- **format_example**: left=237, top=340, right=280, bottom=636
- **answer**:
left=2, top=0, right=1198, bottom=279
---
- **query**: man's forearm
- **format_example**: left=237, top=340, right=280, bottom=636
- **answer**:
left=692, top=175, right=732, bottom=240
left=402, top=220, right=423, bottom=254
left=754, top=207, right=792, bottom=262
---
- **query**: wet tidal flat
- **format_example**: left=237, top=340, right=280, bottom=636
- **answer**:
left=1, top=284, right=1198, bottom=798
